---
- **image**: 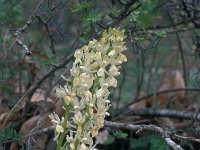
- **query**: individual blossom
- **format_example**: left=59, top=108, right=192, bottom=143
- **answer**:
left=49, top=112, right=64, bottom=141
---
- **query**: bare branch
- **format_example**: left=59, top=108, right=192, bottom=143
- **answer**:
left=118, top=108, right=200, bottom=121
left=119, top=88, right=200, bottom=113
left=35, top=14, right=56, bottom=55
left=1, top=52, right=74, bottom=128
left=14, top=0, right=45, bottom=55
left=104, top=121, right=183, bottom=150
left=132, top=26, right=195, bottom=35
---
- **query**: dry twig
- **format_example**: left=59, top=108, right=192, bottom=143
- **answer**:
left=104, top=121, right=183, bottom=150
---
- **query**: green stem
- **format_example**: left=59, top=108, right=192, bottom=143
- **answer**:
left=92, top=77, right=99, bottom=95
left=56, top=105, right=71, bottom=150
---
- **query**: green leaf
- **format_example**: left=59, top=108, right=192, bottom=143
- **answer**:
left=80, top=11, right=101, bottom=37
left=138, top=13, right=153, bottom=27
left=110, top=7, right=121, bottom=17
left=8, top=96, right=19, bottom=108
left=0, top=0, right=25, bottom=25
left=71, top=2, right=93, bottom=13
left=41, top=53, right=57, bottom=66
left=114, top=130, right=128, bottom=139
left=0, top=128, right=21, bottom=144
left=134, top=36, right=145, bottom=41
left=155, top=30, right=167, bottom=37
left=130, top=134, right=171, bottom=150
left=104, top=134, right=115, bottom=145
left=86, top=11, right=101, bottom=23
left=129, top=0, right=159, bottom=27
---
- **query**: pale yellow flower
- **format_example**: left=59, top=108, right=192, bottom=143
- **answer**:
left=109, top=77, right=118, bottom=87
left=96, top=88, right=103, bottom=98
left=109, top=65, right=120, bottom=76
left=80, top=143, right=88, bottom=150
left=74, top=49, right=82, bottom=59
left=56, top=87, right=66, bottom=98
left=63, top=95, right=72, bottom=105
left=97, top=67, right=105, bottom=77
left=95, top=51, right=102, bottom=61
left=56, top=124, right=64, bottom=134
left=108, top=50, right=116, bottom=57
left=50, top=28, right=127, bottom=149
left=118, top=53, right=127, bottom=62
left=82, top=45, right=89, bottom=52
left=70, top=143, right=75, bottom=150
left=91, top=126, right=99, bottom=138
left=73, top=111, right=85, bottom=125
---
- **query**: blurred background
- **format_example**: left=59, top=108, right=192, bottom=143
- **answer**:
left=1, top=0, right=200, bottom=149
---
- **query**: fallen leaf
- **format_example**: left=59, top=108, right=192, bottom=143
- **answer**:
left=10, top=142, right=19, bottom=150
left=33, top=134, right=48, bottom=150
left=31, top=89, right=53, bottom=102
left=20, top=116, right=39, bottom=136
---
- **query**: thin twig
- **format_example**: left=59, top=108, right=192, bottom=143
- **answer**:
left=176, top=33, right=188, bottom=91
left=116, top=67, right=126, bottom=109
left=104, top=121, right=183, bottom=150
left=1, top=53, right=74, bottom=128
left=132, top=26, right=195, bottom=35
left=14, top=0, right=45, bottom=55
left=35, top=15, right=56, bottom=55
left=0, top=125, right=54, bottom=144
left=172, top=133, right=200, bottom=143
left=118, top=88, right=200, bottom=114
left=118, top=108, right=200, bottom=121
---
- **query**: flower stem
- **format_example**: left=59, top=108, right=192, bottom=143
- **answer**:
left=56, top=105, right=71, bottom=150
left=92, top=77, right=99, bottom=95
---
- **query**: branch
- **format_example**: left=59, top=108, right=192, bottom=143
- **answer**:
left=117, top=0, right=125, bottom=5
left=14, top=0, right=45, bottom=55
left=103, top=0, right=139, bottom=28
left=168, top=11, right=188, bottom=93
left=133, top=16, right=198, bottom=31
left=1, top=0, right=140, bottom=129
left=118, top=108, right=200, bottom=121
left=176, top=33, right=187, bottom=91
left=104, top=121, right=183, bottom=150
left=133, top=26, right=195, bottom=35
left=1, top=53, right=74, bottom=128
left=35, top=14, right=56, bottom=55
left=172, top=134, right=200, bottom=144
left=0, top=125, right=54, bottom=144
left=118, top=88, right=200, bottom=114
left=2, top=121, right=199, bottom=149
